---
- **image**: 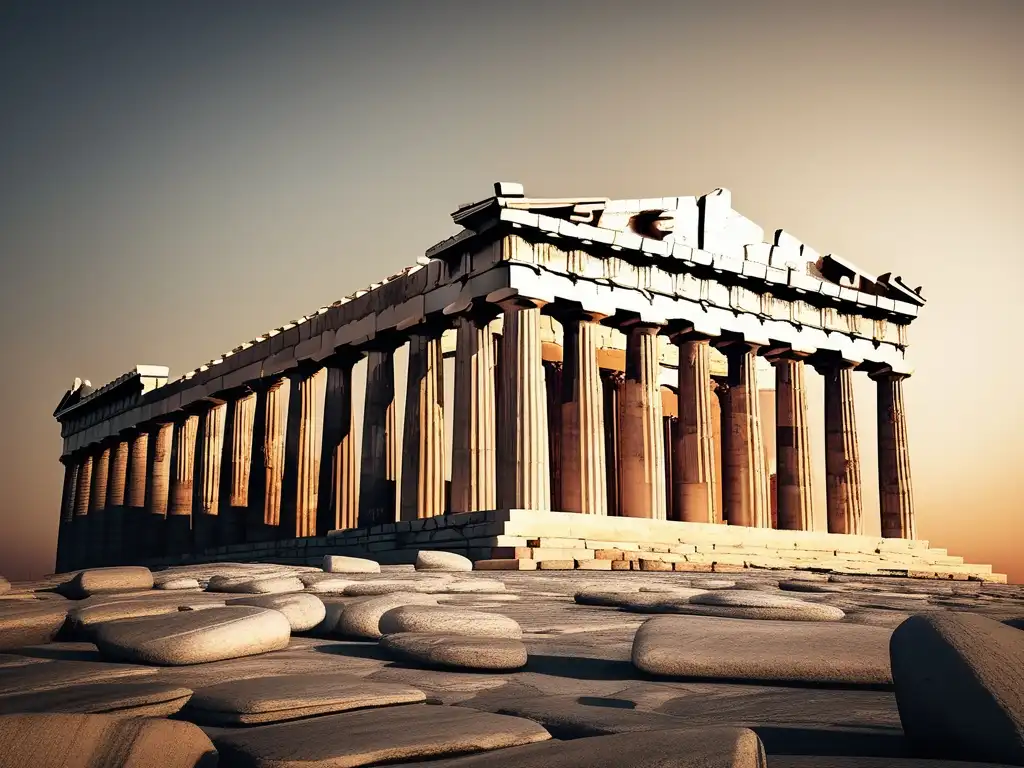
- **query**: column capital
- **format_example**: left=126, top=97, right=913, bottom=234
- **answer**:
left=713, top=337, right=762, bottom=356
left=665, top=323, right=714, bottom=344
left=762, top=344, right=813, bottom=364
left=808, top=351, right=862, bottom=375
left=543, top=299, right=606, bottom=325
left=443, top=296, right=503, bottom=325
left=484, top=289, right=547, bottom=312
left=868, top=365, right=912, bottom=383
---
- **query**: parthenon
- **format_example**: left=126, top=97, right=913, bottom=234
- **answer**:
left=52, top=182, right=1002, bottom=582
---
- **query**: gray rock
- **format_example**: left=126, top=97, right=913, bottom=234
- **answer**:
left=891, top=613, right=1024, bottom=765
left=380, top=632, right=528, bottom=671
left=208, top=575, right=304, bottom=595
left=379, top=605, right=523, bottom=639
left=93, top=606, right=291, bottom=666
left=299, top=573, right=354, bottom=593
left=323, top=555, right=380, bottom=574
left=632, top=616, right=892, bottom=684
left=213, top=703, right=550, bottom=766
left=343, top=579, right=451, bottom=597
left=0, top=713, right=216, bottom=767
left=182, top=671, right=425, bottom=725
left=60, top=566, right=154, bottom=598
left=0, top=660, right=157, bottom=696
left=385, top=727, right=766, bottom=768
left=779, top=580, right=849, bottom=594
left=441, top=580, right=507, bottom=594
left=0, top=681, right=193, bottom=718
left=0, top=603, right=67, bottom=651
left=226, top=593, right=326, bottom=632
left=66, top=595, right=226, bottom=638
left=416, top=551, right=473, bottom=572
left=336, top=594, right=438, bottom=640
left=679, top=590, right=846, bottom=621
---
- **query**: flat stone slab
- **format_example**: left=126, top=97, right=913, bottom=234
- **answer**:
left=208, top=575, right=304, bottom=595
left=213, top=703, right=550, bottom=767
left=439, top=580, right=506, bottom=594
left=93, top=606, right=291, bottom=666
left=343, top=579, right=451, bottom=597
left=0, top=660, right=157, bottom=696
left=632, top=615, right=892, bottom=684
left=226, top=594, right=326, bottom=633
left=380, top=633, right=528, bottom=671
left=891, top=612, right=1024, bottom=765
left=0, top=602, right=68, bottom=651
left=0, top=713, right=216, bottom=767
left=156, top=578, right=202, bottom=590
left=416, top=551, right=473, bottom=572
left=0, top=681, right=193, bottom=717
left=324, top=556, right=381, bottom=574
left=679, top=590, right=846, bottom=621
left=59, top=567, right=154, bottom=598
left=182, top=671, right=425, bottom=725
left=385, top=726, right=766, bottom=768
left=779, top=580, right=850, bottom=594
left=336, top=594, right=438, bottom=640
left=67, top=595, right=226, bottom=637
left=379, top=606, right=523, bottom=639
left=299, top=574, right=354, bottom=593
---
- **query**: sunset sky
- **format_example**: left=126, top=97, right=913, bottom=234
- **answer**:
left=0, top=1, right=1020, bottom=582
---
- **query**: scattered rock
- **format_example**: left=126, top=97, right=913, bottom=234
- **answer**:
left=379, top=605, right=523, bottom=639
left=336, top=593, right=439, bottom=640
left=440, top=580, right=506, bottom=594
left=93, top=606, right=291, bottom=666
left=59, top=567, right=154, bottom=599
left=298, top=573, right=353, bottom=593
left=891, top=612, right=1024, bottom=765
left=632, top=615, right=892, bottom=685
left=155, top=578, right=201, bottom=591
left=0, top=660, right=157, bottom=696
left=307, top=597, right=359, bottom=637
left=678, top=590, right=846, bottom=621
left=226, top=593, right=326, bottom=633
left=384, top=726, right=766, bottom=768
left=416, top=551, right=473, bottom=572
left=213, top=703, right=550, bottom=766
left=380, top=633, right=528, bottom=671
left=343, top=579, right=451, bottom=597
left=182, top=672, right=425, bottom=725
left=779, top=580, right=849, bottom=594
left=323, top=555, right=380, bottom=574
left=66, top=596, right=225, bottom=638
left=692, top=579, right=737, bottom=590
left=0, top=681, right=193, bottom=718
left=0, top=603, right=68, bottom=651
left=207, top=575, right=304, bottom=595
left=0, top=713, right=216, bottom=767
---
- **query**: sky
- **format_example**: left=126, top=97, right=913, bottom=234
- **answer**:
left=0, top=0, right=1020, bottom=582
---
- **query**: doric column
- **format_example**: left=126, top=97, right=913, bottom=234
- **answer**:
left=281, top=367, right=326, bottom=538
left=104, top=439, right=129, bottom=566
left=401, top=329, right=447, bottom=521
left=544, top=360, right=563, bottom=509
left=166, top=413, right=198, bottom=555
left=872, top=369, right=916, bottom=539
left=56, top=457, right=78, bottom=573
left=555, top=310, right=608, bottom=515
left=318, top=354, right=360, bottom=533
left=497, top=301, right=551, bottom=510
left=359, top=345, right=398, bottom=527
left=122, top=430, right=148, bottom=565
left=770, top=354, right=815, bottom=531
left=814, top=357, right=864, bottom=535
left=450, top=310, right=498, bottom=514
left=71, top=453, right=93, bottom=570
left=718, top=342, right=771, bottom=528
left=670, top=333, right=717, bottom=523
left=193, top=403, right=226, bottom=551
left=145, top=422, right=172, bottom=558
left=618, top=323, right=667, bottom=520
left=88, top=445, right=111, bottom=567
left=230, top=392, right=256, bottom=508
left=601, top=369, right=623, bottom=517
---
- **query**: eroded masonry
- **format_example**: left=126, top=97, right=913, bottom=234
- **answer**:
left=52, top=183, right=1003, bottom=582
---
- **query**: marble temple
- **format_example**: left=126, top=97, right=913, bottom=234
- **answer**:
left=51, top=182, right=1003, bottom=582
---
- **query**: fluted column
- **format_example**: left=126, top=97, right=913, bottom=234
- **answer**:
left=815, top=358, right=863, bottom=535
left=771, top=355, right=815, bottom=531
left=281, top=368, right=326, bottom=538
left=359, top=345, right=398, bottom=527
left=230, top=392, right=256, bottom=508
left=544, top=360, right=563, bottom=509
left=450, top=311, right=498, bottom=513
left=601, top=370, right=623, bottom=517
left=873, top=369, right=916, bottom=539
left=497, top=302, right=551, bottom=510
left=145, top=422, right=172, bottom=557
left=56, top=458, right=78, bottom=573
left=318, top=354, right=360, bottom=533
left=401, top=330, right=447, bottom=521
left=122, top=431, right=148, bottom=565
left=719, top=342, right=771, bottom=528
left=104, top=439, right=129, bottom=565
left=88, top=445, right=111, bottom=567
left=557, top=311, right=608, bottom=515
left=671, top=334, right=717, bottom=523
left=193, top=403, right=226, bottom=551
left=166, top=414, right=198, bottom=555
left=618, top=323, right=667, bottom=519
left=71, top=453, right=93, bottom=570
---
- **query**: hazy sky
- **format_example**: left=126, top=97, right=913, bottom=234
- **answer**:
left=1, top=0, right=1021, bottom=582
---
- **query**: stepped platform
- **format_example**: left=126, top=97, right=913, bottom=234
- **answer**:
left=142, top=509, right=1004, bottom=583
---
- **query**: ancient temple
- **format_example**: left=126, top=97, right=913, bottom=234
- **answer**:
left=52, top=183, right=1003, bottom=581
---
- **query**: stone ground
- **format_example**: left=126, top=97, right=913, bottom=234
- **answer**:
left=1, top=560, right=1023, bottom=767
